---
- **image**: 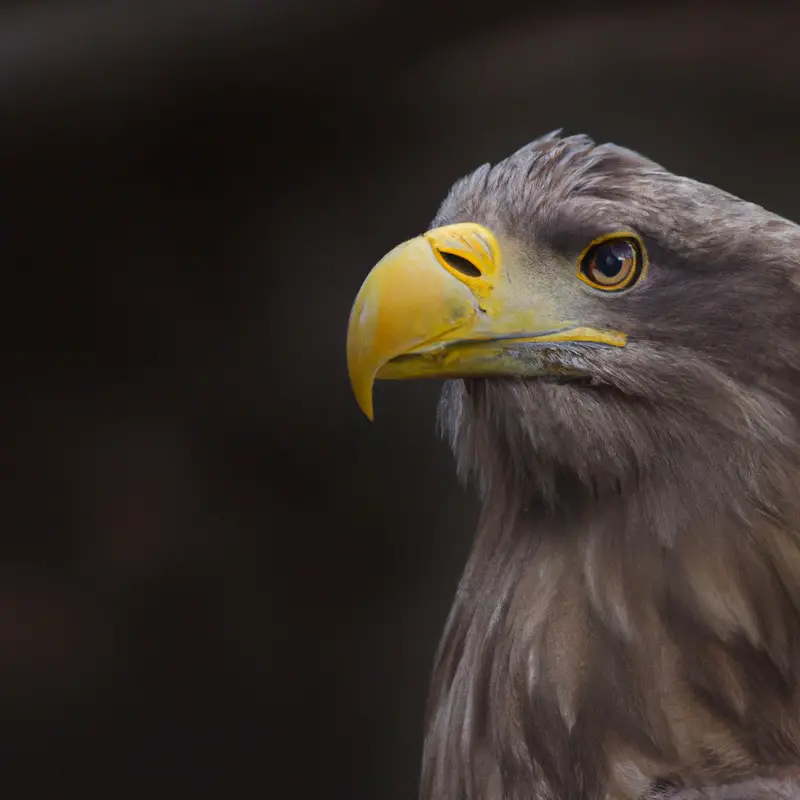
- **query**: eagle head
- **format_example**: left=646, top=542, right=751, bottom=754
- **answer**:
left=345, top=133, right=800, bottom=798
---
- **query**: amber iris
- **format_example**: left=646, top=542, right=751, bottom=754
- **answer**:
left=579, top=235, right=644, bottom=291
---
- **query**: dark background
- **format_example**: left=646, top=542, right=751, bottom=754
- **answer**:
left=4, top=1, right=800, bottom=796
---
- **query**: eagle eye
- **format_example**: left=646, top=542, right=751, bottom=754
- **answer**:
left=578, top=234, right=645, bottom=292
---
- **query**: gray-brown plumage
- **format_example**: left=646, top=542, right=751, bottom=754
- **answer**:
left=347, top=132, right=800, bottom=799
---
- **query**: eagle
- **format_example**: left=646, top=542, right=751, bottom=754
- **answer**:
left=345, top=132, right=800, bottom=799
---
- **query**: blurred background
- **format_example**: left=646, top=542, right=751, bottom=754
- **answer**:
left=4, top=0, right=800, bottom=796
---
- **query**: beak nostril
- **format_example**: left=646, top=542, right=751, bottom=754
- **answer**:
left=438, top=250, right=482, bottom=278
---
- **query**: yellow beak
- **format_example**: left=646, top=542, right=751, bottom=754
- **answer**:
left=346, top=222, right=626, bottom=419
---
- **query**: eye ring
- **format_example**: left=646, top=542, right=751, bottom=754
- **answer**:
left=577, top=232, right=646, bottom=292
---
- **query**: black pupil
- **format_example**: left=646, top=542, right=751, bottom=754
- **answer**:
left=594, top=242, right=630, bottom=278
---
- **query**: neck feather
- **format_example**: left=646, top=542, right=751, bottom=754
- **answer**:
left=422, top=383, right=800, bottom=800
